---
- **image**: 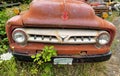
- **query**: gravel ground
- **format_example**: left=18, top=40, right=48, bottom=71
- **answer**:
left=105, top=17, right=120, bottom=76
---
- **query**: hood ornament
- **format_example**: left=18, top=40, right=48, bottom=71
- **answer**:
left=61, top=0, right=68, bottom=20
left=61, top=11, right=68, bottom=20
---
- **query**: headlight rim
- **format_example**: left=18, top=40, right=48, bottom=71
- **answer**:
left=12, top=29, right=28, bottom=44
left=96, top=31, right=110, bottom=46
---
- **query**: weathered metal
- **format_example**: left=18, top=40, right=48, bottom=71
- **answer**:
left=6, top=0, right=116, bottom=62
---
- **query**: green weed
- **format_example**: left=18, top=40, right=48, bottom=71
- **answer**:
left=31, top=46, right=57, bottom=76
left=0, top=10, right=10, bottom=54
left=0, top=58, right=17, bottom=76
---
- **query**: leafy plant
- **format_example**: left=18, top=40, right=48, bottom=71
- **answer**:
left=30, top=46, right=57, bottom=75
left=0, top=10, right=10, bottom=54
left=0, top=0, right=32, bottom=3
left=31, top=46, right=57, bottom=65
left=0, top=58, right=17, bottom=76
left=22, top=0, right=32, bottom=4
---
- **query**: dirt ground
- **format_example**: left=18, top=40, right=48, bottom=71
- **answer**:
left=105, top=17, right=120, bottom=76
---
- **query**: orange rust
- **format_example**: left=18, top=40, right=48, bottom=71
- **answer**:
left=10, top=43, right=109, bottom=55
left=6, top=0, right=116, bottom=56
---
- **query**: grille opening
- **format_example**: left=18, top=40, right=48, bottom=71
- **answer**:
left=29, top=34, right=57, bottom=41
left=69, top=36, right=95, bottom=41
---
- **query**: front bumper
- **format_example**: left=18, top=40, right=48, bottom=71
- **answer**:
left=9, top=49, right=112, bottom=63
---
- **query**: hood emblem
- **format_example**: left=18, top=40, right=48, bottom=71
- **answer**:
left=61, top=11, right=68, bottom=20
left=59, top=35, right=68, bottom=41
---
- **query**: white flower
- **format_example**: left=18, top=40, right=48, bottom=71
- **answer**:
left=0, top=52, right=13, bottom=60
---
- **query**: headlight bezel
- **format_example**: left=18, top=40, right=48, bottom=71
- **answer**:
left=12, top=29, right=28, bottom=44
left=96, top=31, right=110, bottom=46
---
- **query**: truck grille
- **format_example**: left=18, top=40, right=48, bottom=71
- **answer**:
left=14, top=28, right=103, bottom=44
left=29, top=35, right=58, bottom=43
left=29, top=35, right=96, bottom=44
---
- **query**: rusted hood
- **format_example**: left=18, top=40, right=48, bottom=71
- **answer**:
left=21, top=0, right=103, bottom=28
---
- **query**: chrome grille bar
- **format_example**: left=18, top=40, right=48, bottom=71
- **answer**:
left=29, top=34, right=58, bottom=43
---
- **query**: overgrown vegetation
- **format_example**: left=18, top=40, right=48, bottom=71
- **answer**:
left=0, top=0, right=32, bottom=4
left=0, top=3, right=119, bottom=76
left=0, top=10, right=9, bottom=54
left=31, top=46, right=57, bottom=65
left=0, top=58, right=17, bottom=76
left=30, top=46, right=57, bottom=76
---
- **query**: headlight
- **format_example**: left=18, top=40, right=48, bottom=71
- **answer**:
left=12, top=29, right=27, bottom=44
left=97, top=32, right=110, bottom=45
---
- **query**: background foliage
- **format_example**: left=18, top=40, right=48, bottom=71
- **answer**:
left=0, top=0, right=119, bottom=76
left=0, top=0, right=32, bottom=4
left=0, top=10, right=9, bottom=54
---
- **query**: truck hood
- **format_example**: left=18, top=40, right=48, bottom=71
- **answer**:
left=21, top=0, right=103, bottom=28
